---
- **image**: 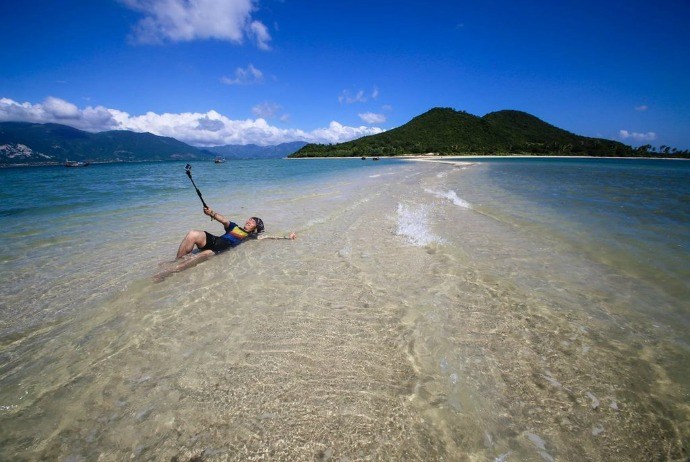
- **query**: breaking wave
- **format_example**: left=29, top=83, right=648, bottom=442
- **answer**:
left=395, top=203, right=444, bottom=247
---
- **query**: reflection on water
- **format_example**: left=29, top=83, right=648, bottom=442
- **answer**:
left=0, top=160, right=687, bottom=460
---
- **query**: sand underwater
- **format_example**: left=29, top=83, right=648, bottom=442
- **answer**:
left=0, top=158, right=688, bottom=461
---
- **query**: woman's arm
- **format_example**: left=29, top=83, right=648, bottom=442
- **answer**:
left=203, top=207, right=230, bottom=228
left=257, top=232, right=297, bottom=240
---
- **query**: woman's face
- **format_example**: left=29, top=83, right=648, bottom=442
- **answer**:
left=244, top=218, right=257, bottom=232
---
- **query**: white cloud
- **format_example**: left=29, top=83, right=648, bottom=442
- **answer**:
left=619, top=129, right=657, bottom=142
left=0, top=97, right=118, bottom=131
left=252, top=101, right=281, bottom=118
left=310, top=121, right=384, bottom=144
left=249, top=20, right=271, bottom=50
left=338, top=90, right=367, bottom=104
left=359, top=112, right=386, bottom=124
left=338, top=87, right=380, bottom=104
left=43, top=96, right=81, bottom=119
left=121, top=0, right=271, bottom=49
left=635, top=105, right=648, bottom=112
left=197, top=116, right=225, bottom=132
left=221, top=64, right=264, bottom=85
left=0, top=97, right=384, bottom=146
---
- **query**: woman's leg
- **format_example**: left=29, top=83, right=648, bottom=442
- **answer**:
left=154, top=247, right=214, bottom=282
left=174, top=249, right=214, bottom=272
left=176, top=230, right=207, bottom=259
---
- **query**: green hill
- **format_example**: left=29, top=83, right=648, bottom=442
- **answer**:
left=0, top=122, right=212, bottom=165
left=290, top=108, right=636, bottom=158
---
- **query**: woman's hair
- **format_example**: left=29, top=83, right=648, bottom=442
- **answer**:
left=251, top=217, right=264, bottom=234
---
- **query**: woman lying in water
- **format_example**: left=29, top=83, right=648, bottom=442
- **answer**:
left=155, top=206, right=296, bottom=280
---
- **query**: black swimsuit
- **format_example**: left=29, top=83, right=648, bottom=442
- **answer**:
left=200, top=222, right=251, bottom=252
left=200, top=231, right=234, bottom=252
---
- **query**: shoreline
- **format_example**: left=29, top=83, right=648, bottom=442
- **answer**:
left=393, top=153, right=690, bottom=162
left=3, top=154, right=687, bottom=168
left=287, top=154, right=689, bottom=161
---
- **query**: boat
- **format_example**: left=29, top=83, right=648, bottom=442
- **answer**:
left=64, top=160, right=90, bottom=167
left=214, top=156, right=226, bottom=164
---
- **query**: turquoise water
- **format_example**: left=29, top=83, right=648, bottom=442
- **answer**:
left=0, top=157, right=688, bottom=460
left=452, top=157, right=690, bottom=324
left=0, top=159, right=402, bottom=336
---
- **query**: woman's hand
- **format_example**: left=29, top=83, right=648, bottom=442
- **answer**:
left=203, top=207, right=215, bottom=219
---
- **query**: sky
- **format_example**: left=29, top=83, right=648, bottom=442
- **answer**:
left=1, top=0, right=689, bottom=149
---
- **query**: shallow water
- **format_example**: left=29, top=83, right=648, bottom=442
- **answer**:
left=0, top=158, right=688, bottom=460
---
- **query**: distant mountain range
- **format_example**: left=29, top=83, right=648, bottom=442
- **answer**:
left=0, top=122, right=307, bottom=166
left=205, top=142, right=308, bottom=160
left=0, top=122, right=208, bottom=165
left=291, top=108, right=640, bottom=158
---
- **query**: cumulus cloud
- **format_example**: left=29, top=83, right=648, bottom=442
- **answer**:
left=197, top=116, right=225, bottom=132
left=359, top=112, right=386, bottom=124
left=43, top=96, right=80, bottom=119
left=0, top=97, right=384, bottom=146
left=120, top=0, right=271, bottom=49
left=221, top=64, right=264, bottom=85
left=619, top=129, right=657, bottom=142
left=310, top=121, right=384, bottom=144
left=0, top=97, right=118, bottom=131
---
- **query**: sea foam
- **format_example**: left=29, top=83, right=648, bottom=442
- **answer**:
left=395, top=203, right=443, bottom=246
left=424, top=188, right=472, bottom=209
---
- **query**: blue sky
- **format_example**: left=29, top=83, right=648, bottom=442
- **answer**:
left=1, top=0, right=689, bottom=148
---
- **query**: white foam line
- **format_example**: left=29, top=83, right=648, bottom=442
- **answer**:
left=424, top=188, right=472, bottom=209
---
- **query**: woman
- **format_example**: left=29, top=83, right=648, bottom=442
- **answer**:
left=155, top=206, right=296, bottom=280
left=177, top=206, right=296, bottom=257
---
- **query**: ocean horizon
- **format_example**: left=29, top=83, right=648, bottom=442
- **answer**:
left=1, top=157, right=688, bottom=460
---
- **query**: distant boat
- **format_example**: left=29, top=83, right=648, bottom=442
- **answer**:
left=372, top=157, right=380, bottom=161
left=361, top=156, right=366, bottom=160
left=64, top=160, right=90, bottom=167
left=214, top=156, right=226, bottom=164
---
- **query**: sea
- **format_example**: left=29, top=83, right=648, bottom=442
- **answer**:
left=0, top=157, right=688, bottom=461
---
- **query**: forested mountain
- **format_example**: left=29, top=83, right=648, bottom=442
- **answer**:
left=0, top=122, right=310, bottom=166
left=0, top=122, right=211, bottom=165
left=290, top=108, right=637, bottom=158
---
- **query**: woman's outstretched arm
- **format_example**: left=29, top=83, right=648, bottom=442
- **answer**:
left=257, top=232, right=297, bottom=240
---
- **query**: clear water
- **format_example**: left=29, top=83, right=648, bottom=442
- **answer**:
left=0, top=158, right=688, bottom=460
